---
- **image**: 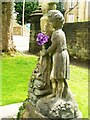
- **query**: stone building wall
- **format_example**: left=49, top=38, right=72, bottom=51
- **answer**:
left=64, top=0, right=89, bottom=23
left=63, top=21, right=90, bottom=60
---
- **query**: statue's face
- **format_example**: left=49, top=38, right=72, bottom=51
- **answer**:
left=51, top=21, right=56, bottom=29
left=48, top=19, right=57, bottom=30
left=41, top=3, right=48, bottom=14
left=46, top=21, right=54, bottom=36
left=49, top=20, right=63, bottom=30
left=48, top=10, right=65, bottom=29
left=48, top=17, right=64, bottom=30
left=48, top=15, right=57, bottom=29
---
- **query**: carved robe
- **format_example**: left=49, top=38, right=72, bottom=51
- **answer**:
left=47, top=29, right=70, bottom=80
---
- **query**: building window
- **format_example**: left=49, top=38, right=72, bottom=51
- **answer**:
left=69, top=0, right=74, bottom=8
left=68, top=13, right=74, bottom=22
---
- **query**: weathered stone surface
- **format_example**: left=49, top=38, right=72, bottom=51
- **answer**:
left=36, top=89, right=80, bottom=119
left=34, top=79, right=46, bottom=89
left=18, top=100, right=45, bottom=118
left=34, top=87, right=52, bottom=96
left=18, top=90, right=82, bottom=119
left=29, top=9, right=43, bottom=54
left=63, top=22, right=90, bottom=60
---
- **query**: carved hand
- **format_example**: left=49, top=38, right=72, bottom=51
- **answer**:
left=40, top=49, right=47, bottom=56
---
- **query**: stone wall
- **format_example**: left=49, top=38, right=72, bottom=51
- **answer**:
left=63, top=21, right=90, bottom=60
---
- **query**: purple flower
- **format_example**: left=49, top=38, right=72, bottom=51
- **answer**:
left=43, top=36, right=49, bottom=43
left=36, top=33, right=49, bottom=46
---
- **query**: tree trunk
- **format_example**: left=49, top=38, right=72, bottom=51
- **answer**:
left=2, top=1, right=16, bottom=54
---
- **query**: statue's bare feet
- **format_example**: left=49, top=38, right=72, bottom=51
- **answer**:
left=57, top=94, right=62, bottom=98
left=47, top=94, right=56, bottom=98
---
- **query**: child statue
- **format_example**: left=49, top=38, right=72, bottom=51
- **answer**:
left=43, top=10, right=70, bottom=98
left=18, top=9, right=82, bottom=119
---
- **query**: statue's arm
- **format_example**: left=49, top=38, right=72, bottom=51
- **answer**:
left=47, top=38, right=57, bottom=54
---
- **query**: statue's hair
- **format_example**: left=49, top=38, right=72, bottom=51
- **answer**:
left=48, top=10, right=65, bottom=24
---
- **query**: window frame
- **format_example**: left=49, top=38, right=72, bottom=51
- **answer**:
left=68, top=13, right=74, bottom=22
left=69, top=0, right=74, bottom=8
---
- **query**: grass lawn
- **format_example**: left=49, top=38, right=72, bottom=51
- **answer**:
left=68, top=64, right=88, bottom=118
left=1, top=54, right=38, bottom=106
left=1, top=54, right=88, bottom=118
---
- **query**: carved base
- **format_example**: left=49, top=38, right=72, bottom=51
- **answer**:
left=18, top=88, right=82, bottom=119
left=17, top=53, right=82, bottom=119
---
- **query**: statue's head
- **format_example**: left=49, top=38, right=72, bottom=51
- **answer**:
left=41, top=3, right=48, bottom=14
left=41, top=2, right=56, bottom=15
left=48, top=10, right=65, bottom=29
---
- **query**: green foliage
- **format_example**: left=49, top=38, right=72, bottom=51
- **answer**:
left=14, top=1, right=39, bottom=25
left=14, top=2, right=65, bottom=25
left=68, top=64, right=88, bottom=118
left=56, top=2, right=65, bottom=14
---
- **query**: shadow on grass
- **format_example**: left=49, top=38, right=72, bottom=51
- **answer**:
left=70, top=57, right=89, bottom=69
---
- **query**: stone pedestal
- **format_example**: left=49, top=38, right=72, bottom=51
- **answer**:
left=17, top=54, right=82, bottom=119
left=29, top=8, right=43, bottom=54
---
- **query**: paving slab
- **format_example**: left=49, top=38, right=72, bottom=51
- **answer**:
left=0, top=102, right=23, bottom=119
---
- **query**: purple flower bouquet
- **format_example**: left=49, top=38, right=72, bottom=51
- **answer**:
left=36, top=33, right=49, bottom=46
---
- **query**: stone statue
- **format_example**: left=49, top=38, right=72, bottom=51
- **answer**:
left=18, top=5, right=82, bottom=120
left=40, top=2, right=55, bottom=36
left=43, top=10, right=70, bottom=98
left=39, top=2, right=56, bottom=86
